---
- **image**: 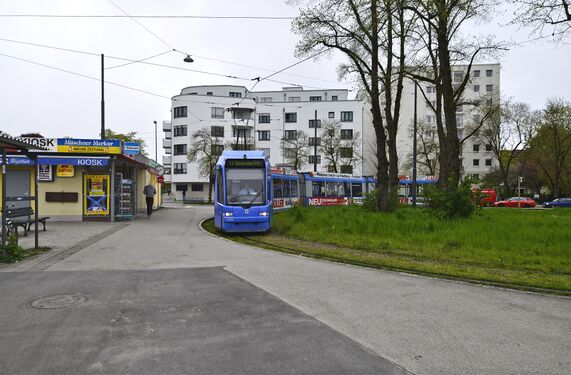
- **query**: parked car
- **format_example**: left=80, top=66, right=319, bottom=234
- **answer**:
left=543, top=198, right=571, bottom=208
left=492, top=197, right=536, bottom=208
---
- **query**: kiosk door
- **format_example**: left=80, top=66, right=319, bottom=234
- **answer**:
left=83, top=174, right=110, bottom=217
left=6, top=170, right=31, bottom=209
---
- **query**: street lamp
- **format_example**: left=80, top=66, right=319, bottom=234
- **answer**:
left=412, top=81, right=418, bottom=208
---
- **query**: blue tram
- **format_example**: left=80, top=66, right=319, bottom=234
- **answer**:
left=214, top=151, right=272, bottom=232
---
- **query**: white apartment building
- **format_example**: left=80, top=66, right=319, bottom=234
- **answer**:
left=163, top=85, right=366, bottom=201
left=393, top=63, right=501, bottom=180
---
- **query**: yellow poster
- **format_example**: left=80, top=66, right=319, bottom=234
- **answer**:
left=83, top=174, right=110, bottom=216
left=57, top=165, right=75, bottom=177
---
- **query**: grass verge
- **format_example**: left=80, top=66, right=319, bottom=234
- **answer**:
left=202, top=206, right=571, bottom=295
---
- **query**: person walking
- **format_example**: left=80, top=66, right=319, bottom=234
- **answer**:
left=143, top=183, right=156, bottom=217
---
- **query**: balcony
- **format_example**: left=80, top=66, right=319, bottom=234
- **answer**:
left=163, top=121, right=172, bottom=131
left=165, top=132, right=172, bottom=140
left=162, top=139, right=171, bottom=149
left=162, top=155, right=171, bottom=165
left=165, top=148, right=171, bottom=155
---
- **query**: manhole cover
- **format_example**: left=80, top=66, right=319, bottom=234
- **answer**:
left=28, top=294, right=88, bottom=309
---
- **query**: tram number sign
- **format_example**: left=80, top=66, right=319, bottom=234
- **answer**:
left=225, top=159, right=265, bottom=168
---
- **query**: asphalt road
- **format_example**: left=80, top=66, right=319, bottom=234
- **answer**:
left=2, top=206, right=570, bottom=374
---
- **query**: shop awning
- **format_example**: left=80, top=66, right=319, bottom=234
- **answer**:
left=1, top=155, right=110, bottom=166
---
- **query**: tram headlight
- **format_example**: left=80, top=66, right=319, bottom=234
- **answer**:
left=259, top=211, right=268, bottom=216
left=224, top=212, right=233, bottom=217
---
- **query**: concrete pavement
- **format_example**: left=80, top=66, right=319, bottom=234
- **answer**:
left=3, top=206, right=570, bottom=374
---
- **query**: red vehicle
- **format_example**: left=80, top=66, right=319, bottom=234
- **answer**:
left=492, top=197, right=536, bottom=208
left=480, top=189, right=497, bottom=207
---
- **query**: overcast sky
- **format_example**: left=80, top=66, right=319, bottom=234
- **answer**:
left=1, top=0, right=570, bottom=161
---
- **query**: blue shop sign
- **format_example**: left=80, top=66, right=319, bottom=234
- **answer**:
left=0, top=156, right=34, bottom=165
left=123, top=142, right=141, bottom=155
left=38, top=156, right=109, bottom=166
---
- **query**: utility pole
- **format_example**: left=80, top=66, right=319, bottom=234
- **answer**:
left=313, top=109, right=318, bottom=172
left=154, top=121, right=158, bottom=162
left=412, top=82, right=418, bottom=207
left=101, top=54, right=105, bottom=140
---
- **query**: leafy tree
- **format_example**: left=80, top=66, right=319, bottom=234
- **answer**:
left=187, top=128, right=226, bottom=203
left=512, top=0, right=571, bottom=40
left=527, top=99, right=571, bottom=198
left=291, top=0, right=413, bottom=211
left=281, top=130, right=310, bottom=170
left=104, top=129, right=148, bottom=155
left=319, top=120, right=361, bottom=173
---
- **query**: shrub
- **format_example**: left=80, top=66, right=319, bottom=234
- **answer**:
left=0, top=235, right=24, bottom=263
left=363, top=189, right=400, bottom=212
left=424, top=178, right=479, bottom=220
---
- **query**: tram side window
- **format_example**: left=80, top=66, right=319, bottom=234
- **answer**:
left=312, top=181, right=325, bottom=196
left=283, top=180, right=291, bottom=198
left=273, top=178, right=283, bottom=198
left=217, top=168, right=224, bottom=203
left=326, top=182, right=340, bottom=197
left=290, top=180, right=298, bottom=198
left=351, top=183, right=363, bottom=197
left=343, top=182, right=351, bottom=197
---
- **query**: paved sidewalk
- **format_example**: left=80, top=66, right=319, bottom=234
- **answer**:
left=1, top=221, right=128, bottom=272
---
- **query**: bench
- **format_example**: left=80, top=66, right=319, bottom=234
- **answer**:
left=2, top=207, right=50, bottom=237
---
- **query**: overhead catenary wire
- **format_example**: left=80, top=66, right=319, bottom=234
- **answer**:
left=0, top=14, right=295, bottom=20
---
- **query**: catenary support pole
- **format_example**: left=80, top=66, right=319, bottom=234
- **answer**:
left=313, top=109, right=317, bottom=172
left=1, top=147, right=6, bottom=248
left=110, top=157, right=115, bottom=222
left=33, top=155, right=38, bottom=248
left=101, top=54, right=105, bottom=140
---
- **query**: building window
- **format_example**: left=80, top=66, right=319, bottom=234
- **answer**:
left=173, top=163, right=187, bottom=174
left=206, top=92, right=213, bottom=96
left=191, top=183, right=204, bottom=192
left=260, top=97, right=273, bottom=103
left=211, top=107, right=224, bottom=119
left=485, top=143, right=493, bottom=151
left=309, top=155, right=321, bottom=164
left=486, top=98, right=493, bottom=106
left=341, top=111, right=354, bottom=122
left=341, top=129, right=353, bottom=140
left=211, top=144, right=224, bottom=155
left=426, top=86, right=436, bottom=94
left=231, top=127, right=251, bottom=138
left=258, top=130, right=270, bottom=141
left=473, top=85, right=480, bottom=93
left=327, top=165, right=336, bottom=173
left=473, top=70, right=480, bottom=78
left=173, top=125, right=187, bottom=137
left=284, top=148, right=295, bottom=159
left=486, top=84, right=493, bottom=92
left=340, top=147, right=353, bottom=158
left=456, top=104, right=463, bottom=113
left=211, top=126, right=224, bottom=137
left=473, top=144, right=480, bottom=152
left=309, top=96, right=322, bottom=101
left=453, top=71, right=463, bottom=83
left=229, top=92, right=242, bottom=97
left=284, top=130, right=297, bottom=140
left=472, top=174, right=480, bottom=180
left=426, top=115, right=436, bottom=123
left=340, top=165, right=353, bottom=174
left=309, top=119, right=322, bottom=128
left=173, top=106, right=187, bottom=118
left=232, top=110, right=251, bottom=120
left=288, top=96, right=300, bottom=102
left=456, top=115, right=464, bottom=127
left=331, top=95, right=338, bottom=101
left=328, top=112, right=335, bottom=118
left=176, top=184, right=188, bottom=192
left=285, top=113, right=297, bottom=123
left=309, top=137, right=321, bottom=146
left=486, top=69, right=493, bottom=77
left=473, top=159, right=480, bottom=167
left=258, top=113, right=270, bottom=123
left=174, top=144, right=187, bottom=155
left=485, top=159, right=492, bottom=166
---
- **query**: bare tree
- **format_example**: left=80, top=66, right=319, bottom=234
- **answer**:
left=187, top=128, right=226, bottom=203
left=477, top=99, right=540, bottom=195
left=403, top=120, right=439, bottom=176
left=281, top=130, right=310, bottom=170
left=406, top=0, right=506, bottom=188
left=291, top=0, right=414, bottom=211
left=319, top=120, right=362, bottom=173
left=512, top=0, right=571, bottom=40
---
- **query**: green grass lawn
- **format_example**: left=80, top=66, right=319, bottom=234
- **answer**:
left=204, top=206, right=571, bottom=294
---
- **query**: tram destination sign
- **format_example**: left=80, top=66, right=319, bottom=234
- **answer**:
left=225, top=159, right=265, bottom=168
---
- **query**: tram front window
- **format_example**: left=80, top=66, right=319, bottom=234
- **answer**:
left=226, top=168, right=265, bottom=206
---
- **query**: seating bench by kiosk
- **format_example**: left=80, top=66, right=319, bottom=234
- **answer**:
left=2, top=207, right=50, bottom=237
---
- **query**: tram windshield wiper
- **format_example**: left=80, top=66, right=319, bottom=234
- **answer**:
left=243, top=191, right=262, bottom=208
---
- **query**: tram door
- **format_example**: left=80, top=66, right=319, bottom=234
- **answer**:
left=5, top=170, right=31, bottom=209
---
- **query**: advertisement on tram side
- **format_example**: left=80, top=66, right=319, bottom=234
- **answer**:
left=308, top=197, right=351, bottom=206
